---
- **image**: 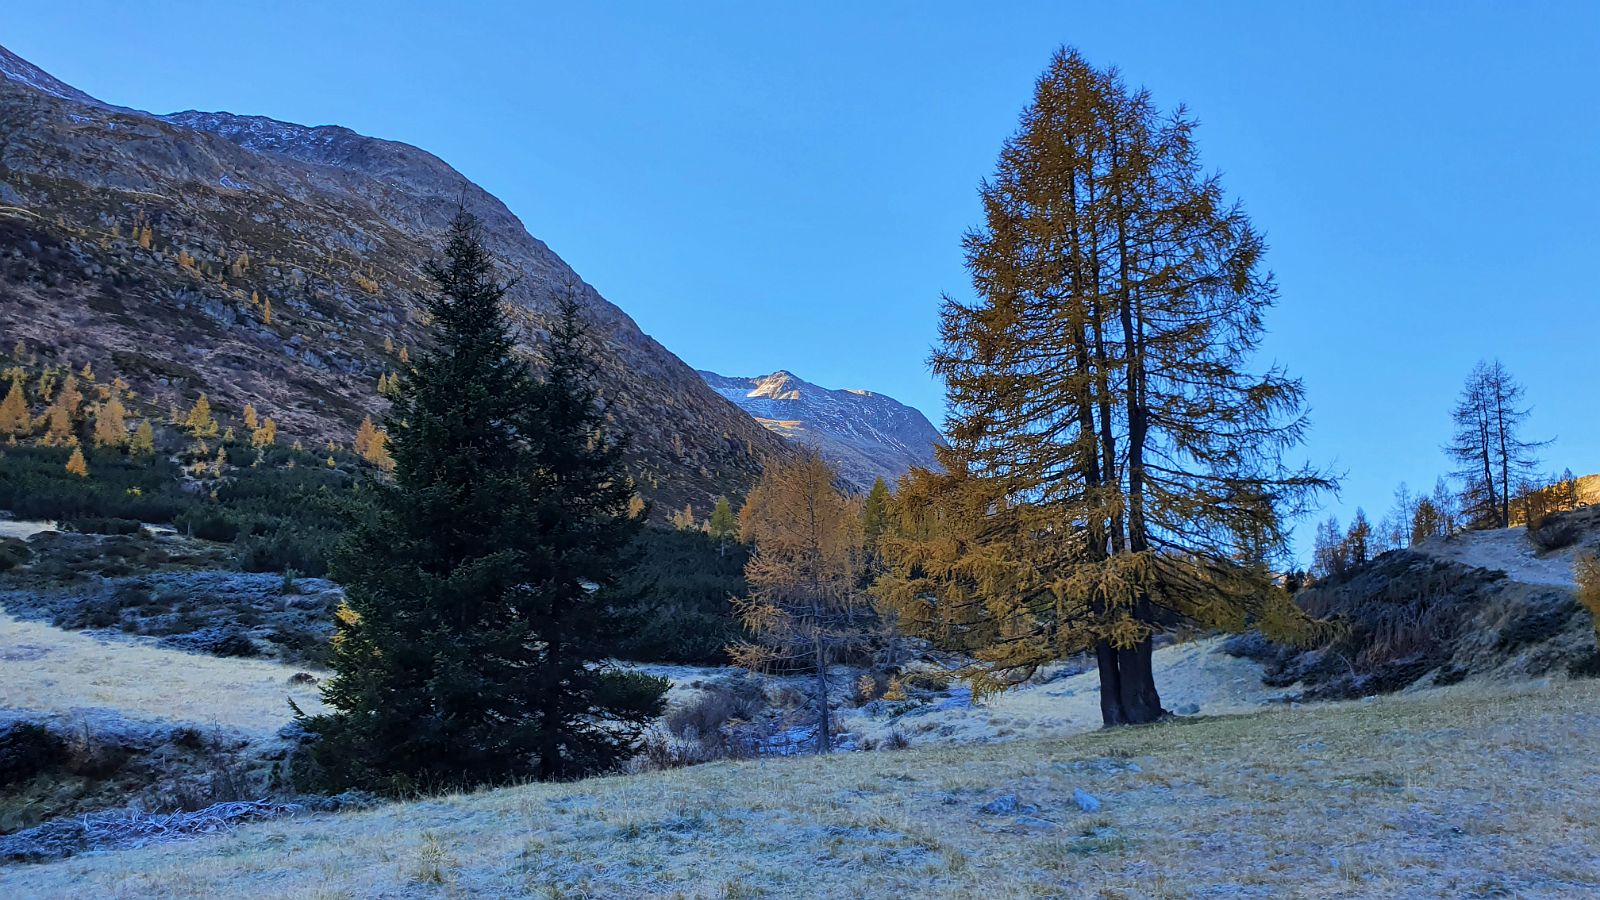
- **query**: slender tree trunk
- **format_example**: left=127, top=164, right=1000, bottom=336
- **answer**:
left=1478, top=418, right=1497, bottom=528
left=1495, top=395, right=1512, bottom=528
left=539, top=635, right=564, bottom=780
left=814, top=637, right=831, bottom=754
left=1095, top=641, right=1128, bottom=726
left=1111, top=132, right=1166, bottom=727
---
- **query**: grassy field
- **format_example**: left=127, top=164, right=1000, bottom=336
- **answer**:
left=3, top=677, right=1596, bottom=898
left=0, top=611, right=324, bottom=738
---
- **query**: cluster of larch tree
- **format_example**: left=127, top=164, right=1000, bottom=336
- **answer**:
left=1310, top=359, right=1561, bottom=582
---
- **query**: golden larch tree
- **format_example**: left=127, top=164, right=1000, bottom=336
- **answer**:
left=130, top=420, right=156, bottom=455
left=0, top=373, right=29, bottom=437
left=353, top=415, right=378, bottom=457
left=184, top=393, right=218, bottom=437
left=903, top=48, right=1330, bottom=724
left=251, top=415, right=277, bottom=448
left=65, top=445, right=89, bottom=478
left=731, top=452, right=870, bottom=753
left=92, top=389, right=128, bottom=447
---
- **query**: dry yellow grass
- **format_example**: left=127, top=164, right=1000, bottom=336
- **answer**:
left=0, top=611, right=323, bottom=737
left=4, top=677, right=1597, bottom=898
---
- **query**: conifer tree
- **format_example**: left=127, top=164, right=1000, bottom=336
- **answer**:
left=861, top=477, right=891, bottom=560
left=887, top=48, right=1328, bottom=724
left=39, top=374, right=83, bottom=446
left=130, top=420, right=156, bottom=455
left=1410, top=497, right=1445, bottom=546
left=353, top=415, right=378, bottom=458
left=0, top=374, right=28, bottom=437
left=1310, top=515, right=1346, bottom=580
left=731, top=452, right=869, bottom=753
left=707, top=496, right=738, bottom=546
left=251, top=416, right=277, bottom=448
left=65, top=445, right=89, bottom=478
left=1447, top=360, right=1543, bottom=528
left=1343, top=509, right=1372, bottom=567
left=92, top=389, right=128, bottom=447
left=671, top=503, right=696, bottom=531
left=243, top=404, right=259, bottom=431
left=311, top=213, right=664, bottom=788
left=185, top=393, right=218, bottom=437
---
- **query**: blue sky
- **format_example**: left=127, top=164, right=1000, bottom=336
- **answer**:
left=7, top=2, right=1598, bottom=557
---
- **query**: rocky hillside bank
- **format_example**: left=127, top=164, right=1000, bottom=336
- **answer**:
left=1230, top=504, right=1600, bottom=697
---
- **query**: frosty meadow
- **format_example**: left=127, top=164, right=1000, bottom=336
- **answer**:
left=2, top=5, right=1599, bottom=897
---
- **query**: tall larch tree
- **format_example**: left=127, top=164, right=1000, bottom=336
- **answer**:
left=1447, top=360, right=1542, bottom=529
left=310, top=213, right=664, bottom=789
left=732, top=451, right=869, bottom=753
left=39, top=374, right=83, bottom=446
left=891, top=48, right=1328, bottom=726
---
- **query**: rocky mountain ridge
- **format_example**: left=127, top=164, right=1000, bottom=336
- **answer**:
left=699, top=369, right=943, bottom=490
left=0, top=43, right=791, bottom=513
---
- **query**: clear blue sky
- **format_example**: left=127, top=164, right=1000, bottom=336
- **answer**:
left=8, top=2, right=1598, bottom=558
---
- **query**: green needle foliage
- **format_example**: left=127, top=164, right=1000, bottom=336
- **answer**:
left=306, top=213, right=666, bottom=791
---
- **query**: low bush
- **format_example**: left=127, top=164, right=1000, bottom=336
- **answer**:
left=901, top=670, right=952, bottom=693
left=0, top=721, right=66, bottom=788
left=858, top=729, right=911, bottom=752
left=63, top=516, right=144, bottom=536
left=0, top=537, right=31, bottom=572
left=1529, top=517, right=1581, bottom=553
left=267, top=625, right=333, bottom=668
left=664, top=681, right=763, bottom=740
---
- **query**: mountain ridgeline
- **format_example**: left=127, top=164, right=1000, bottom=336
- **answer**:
left=699, top=369, right=944, bottom=491
left=0, top=43, right=792, bottom=514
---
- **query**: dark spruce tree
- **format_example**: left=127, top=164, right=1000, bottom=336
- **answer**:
left=306, top=213, right=666, bottom=789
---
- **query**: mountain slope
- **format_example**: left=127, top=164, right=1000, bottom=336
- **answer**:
left=0, top=43, right=790, bottom=513
left=700, top=369, right=942, bottom=490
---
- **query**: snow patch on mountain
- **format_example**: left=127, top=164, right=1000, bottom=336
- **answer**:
left=700, top=369, right=943, bottom=491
